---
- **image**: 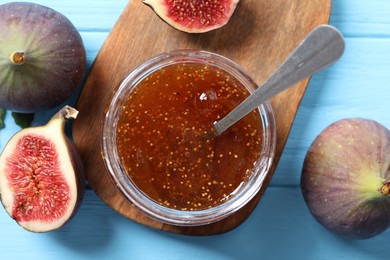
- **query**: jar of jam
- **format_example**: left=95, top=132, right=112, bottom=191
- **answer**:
left=102, top=50, right=276, bottom=226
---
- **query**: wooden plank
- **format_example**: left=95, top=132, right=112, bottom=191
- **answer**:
left=73, top=0, right=332, bottom=235
left=1, top=188, right=390, bottom=259
left=273, top=37, right=390, bottom=186
left=330, top=0, right=390, bottom=37
left=7, top=0, right=128, bottom=30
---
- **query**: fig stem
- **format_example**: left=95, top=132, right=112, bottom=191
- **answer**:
left=10, top=51, right=26, bottom=65
left=57, top=105, right=79, bottom=121
left=47, top=106, right=79, bottom=129
left=380, top=180, right=390, bottom=196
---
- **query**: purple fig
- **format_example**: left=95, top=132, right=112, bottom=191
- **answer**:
left=0, top=2, right=86, bottom=112
left=301, top=118, right=390, bottom=239
left=0, top=106, right=85, bottom=232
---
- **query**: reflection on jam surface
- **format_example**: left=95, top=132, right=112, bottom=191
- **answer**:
left=116, top=63, right=262, bottom=211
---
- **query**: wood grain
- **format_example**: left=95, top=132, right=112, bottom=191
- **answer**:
left=73, top=0, right=331, bottom=235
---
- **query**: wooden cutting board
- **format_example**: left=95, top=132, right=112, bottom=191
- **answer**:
left=73, top=0, right=332, bottom=235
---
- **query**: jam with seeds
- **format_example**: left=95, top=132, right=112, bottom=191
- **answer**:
left=116, top=63, right=262, bottom=210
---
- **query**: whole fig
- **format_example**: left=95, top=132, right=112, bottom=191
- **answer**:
left=0, top=106, right=85, bottom=232
left=301, top=118, right=390, bottom=239
left=0, top=2, right=86, bottom=112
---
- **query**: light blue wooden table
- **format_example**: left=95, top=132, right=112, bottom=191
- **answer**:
left=1, top=0, right=390, bottom=259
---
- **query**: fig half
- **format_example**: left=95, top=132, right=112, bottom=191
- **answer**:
left=143, top=0, right=240, bottom=33
left=0, top=106, right=85, bottom=232
left=0, top=2, right=86, bottom=112
left=301, top=118, right=390, bottom=239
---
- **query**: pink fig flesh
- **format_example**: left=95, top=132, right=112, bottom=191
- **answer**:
left=143, top=0, right=240, bottom=33
left=301, top=118, right=390, bottom=239
left=0, top=106, right=85, bottom=232
left=7, top=135, right=71, bottom=223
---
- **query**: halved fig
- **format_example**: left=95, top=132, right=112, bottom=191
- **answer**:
left=0, top=106, right=85, bottom=232
left=143, top=0, right=240, bottom=33
left=0, top=2, right=86, bottom=112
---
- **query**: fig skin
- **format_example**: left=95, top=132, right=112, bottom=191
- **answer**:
left=0, top=106, right=85, bottom=232
left=143, top=0, right=240, bottom=33
left=0, top=2, right=86, bottom=113
left=301, top=118, right=390, bottom=239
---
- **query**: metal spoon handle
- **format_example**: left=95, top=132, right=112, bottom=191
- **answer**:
left=213, top=25, right=345, bottom=135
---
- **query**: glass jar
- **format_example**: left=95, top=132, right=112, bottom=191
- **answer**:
left=102, top=50, right=276, bottom=226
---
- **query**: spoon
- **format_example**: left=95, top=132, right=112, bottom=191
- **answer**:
left=213, top=25, right=345, bottom=135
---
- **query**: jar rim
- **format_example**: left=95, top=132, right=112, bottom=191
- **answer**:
left=101, top=50, right=276, bottom=226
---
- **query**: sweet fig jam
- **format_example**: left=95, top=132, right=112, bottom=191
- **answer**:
left=116, top=62, right=262, bottom=211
